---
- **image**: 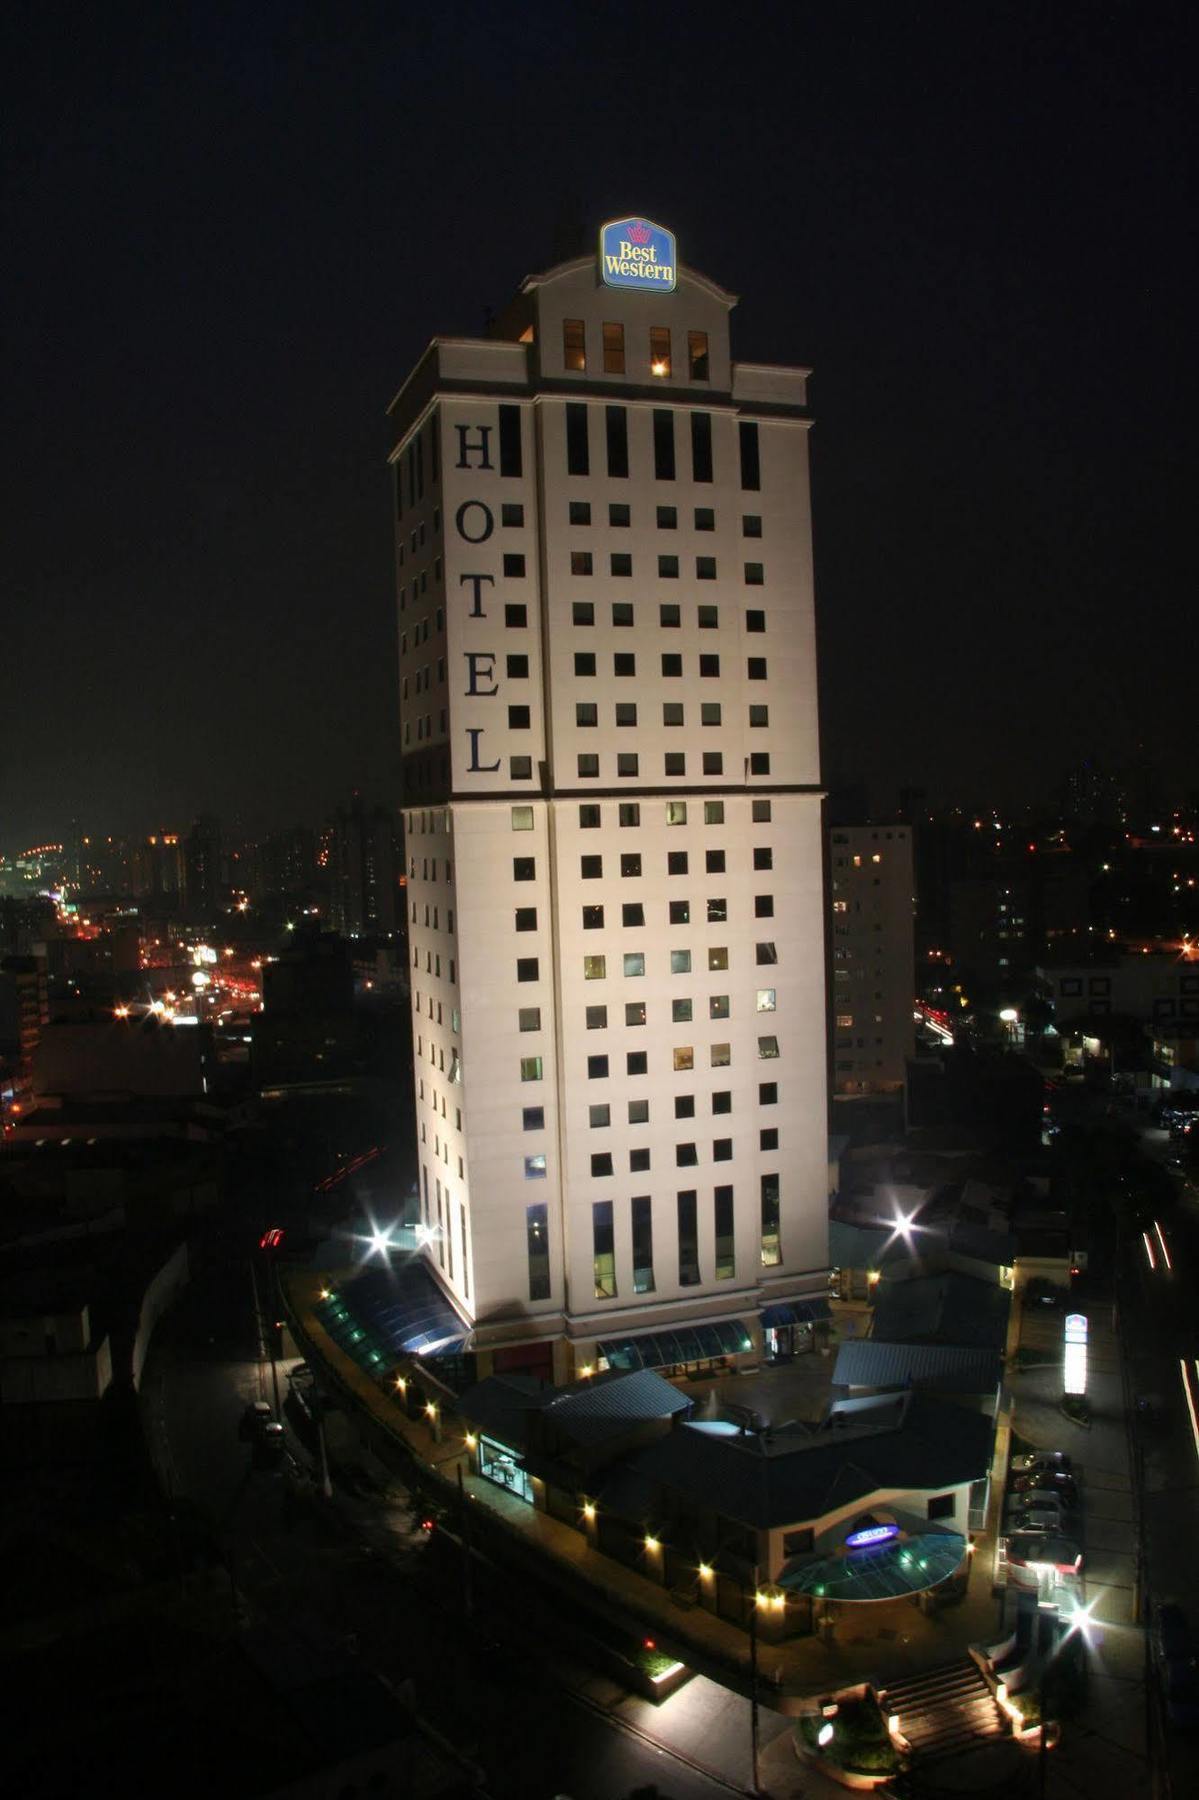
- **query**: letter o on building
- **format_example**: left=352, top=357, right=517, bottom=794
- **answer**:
left=455, top=500, right=494, bottom=545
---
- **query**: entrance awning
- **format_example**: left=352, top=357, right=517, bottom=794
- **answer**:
left=761, top=1296, right=831, bottom=1329
left=319, top=1256, right=470, bottom=1373
left=598, top=1318, right=753, bottom=1372
left=779, top=1531, right=966, bottom=1602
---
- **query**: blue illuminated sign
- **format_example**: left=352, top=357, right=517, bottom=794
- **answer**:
left=599, top=217, right=677, bottom=293
left=845, top=1522, right=900, bottom=1549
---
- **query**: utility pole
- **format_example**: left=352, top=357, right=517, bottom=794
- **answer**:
left=749, top=1570, right=761, bottom=1796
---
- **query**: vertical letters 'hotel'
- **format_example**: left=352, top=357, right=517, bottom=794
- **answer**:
left=390, top=221, right=829, bottom=1386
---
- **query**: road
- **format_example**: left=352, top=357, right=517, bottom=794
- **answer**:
left=143, top=1229, right=741, bottom=1800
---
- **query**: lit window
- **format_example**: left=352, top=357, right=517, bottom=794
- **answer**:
left=624, top=952, right=646, bottom=977
left=673, top=1046, right=694, bottom=1071
left=511, top=806, right=534, bottom=830
left=520, top=1056, right=543, bottom=1082
left=756, top=989, right=776, bottom=1012
left=650, top=325, right=671, bottom=377
left=525, top=1155, right=547, bottom=1179
left=758, top=1036, right=780, bottom=1059
left=583, top=955, right=607, bottom=980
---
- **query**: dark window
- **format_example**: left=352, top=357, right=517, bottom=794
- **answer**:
left=610, top=551, right=632, bottom=577
left=697, top=605, right=719, bottom=628
left=527, top=1203, right=550, bottom=1301
left=585, top=1005, right=607, bottom=1028
left=754, top=847, right=773, bottom=870
left=660, top=604, right=681, bottom=628
left=503, top=553, right=525, bottom=577
left=572, top=600, right=594, bottom=625
left=575, top=651, right=596, bottom=676
left=514, top=907, right=537, bottom=931
left=667, top=852, right=689, bottom=875
left=504, top=604, right=527, bottom=627
left=616, top=753, right=639, bottom=777
left=678, top=1189, right=700, bottom=1284
left=513, top=857, right=535, bottom=880
left=712, top=1090, right=732, bottom=1114
left=621, top=853, right=642, bottom=876
left=571, top=550, right=593, bottom=576
left=658, top=554, right=679, bottom=578
left=650, top=325, right=672, bottom=377
left=653, top=409, right=675, bottom=480
left=569, top=500, right=591, bottom=526
left=499, top=405, right=522, bottom=477
left=664, top=752, right=686, bottom=775
left=591, top=1153, right=614, bottom=1177
left=743, top=514, right=762, bottom=537
left=669, top=900, right=690, bottom=924
left=676, top=1144, right=698, bottom=1168
left=691, top=412, right=713, bottom=482
left=581, top=855, right=603, bottom=878
left=523, top=1107, right=545, bottom=1131
left=748, top=657, right=768, bottom=680
left=582, top=905, right=604, bottom=929
left=631, top=1195, right=654, bottom=1294
left=663, top=702, right=684, bottom=725
left=706, top=850, right=726, bottom=874
left=508, top=705, right=530, bottom=729
left=516, top=957, right=539, bottom=982
left=579, top=803, right=601, bottom=827
left=626, top=1050, right=648, bottom=1074
left=609, top=501, right=631, bottom=527
left=702, top=752, right=723, bottom=775
left=745, top=562, right=764, bottom=585
left=699, top=654, right=720, bottom=677
left=615, top=702, right=637, bottom=726
left=675, top=1095, right=695, bottom=1119
left=606, top=406, right=629, bottom=478
left=614, top=652, right=636, bottom=676
left=783, top=1527, right=813, bottom=1556
left=714, top=1185, right=734, bottom=1280
left=502, top=502, right=524, bottom=527
left=622, top=903, right=645, bottom=926
left=928, top=1494, right=956, bottom=1522
left=507, top=654, right=529, bottom=678
left=629, top=1148, right=650, bottom=1173
left=593, top=1200, right=616, bottom=1298
left=587, top=1055, right=609, bottom=1078
left=760, top=1127, right=779, bottom=1150
left=749, top=752, right=771, bottom=775
left=619, top=803, right=640, bottom=825
left=696, top=555, right=717, bottom=580
left=746, top=609, right=766, bottom=632
left=510, top=755, right=532, bottom=779
left=688, top=330, right=710, bottom=380
left=755, top=895, right=774, bottom=918
left=739, top=420, right=761, bottom=490
left=603, top=321, right=625, bottom=374
left=576, top=702, right=598, bottom=726
left=662, top=653, right=683, bottom=677
left=756, top=941, right=777, bottom=963
left=657, top=505, right=677, bottom=529
left=563, top=318, right=586, bottom=372
left=694, top=506, right=715, bottom=530
left=749, top=705, right=769, bottom=727
left=566, top=402, right=589, bottom=475
left=759, top=1081, right=778, bottom=1104
left=713, top=1138, right=733, bottom=1162
left=753, top=799, right=772, bottom=822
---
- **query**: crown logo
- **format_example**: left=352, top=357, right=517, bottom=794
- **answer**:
left=626, top=220, right=653, bottom=245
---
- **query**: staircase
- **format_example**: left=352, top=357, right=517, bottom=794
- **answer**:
left=879, top=1659, right=1008, bottom=1762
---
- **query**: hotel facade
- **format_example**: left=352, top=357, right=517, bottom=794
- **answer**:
left=388, top=221, right=829, bottom=1385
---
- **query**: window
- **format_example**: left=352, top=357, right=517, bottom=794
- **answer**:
left=758, top=1035, right=780, bottom=1059
left=629, top=1148, right=650, bottom=1173
left=663, top=702, right=684, bottom=726
left=569, top=500, right=591, bottom=526
left=610, top=551, right=632, bottom=577
left=658, top=554, right=679, bottom=578
left=514, top=907, right=537, bottom=931
left=701, top=703, right=722, bottom=726
left=520, top=1056, right=543, bottom=1082
left=614, top=652, right=636, bottom=676
left=704, top=800, right=724, bottom=824
left=760, top=1127, right=779, bottom=1151
left=572, top=600, right=594, bottom=624
left=507, top=654, right=530, bottom=678
left=629, top=1098, right=649, bottom=1123
left=659, top=605, right=681, bottom=630
left=508, top=705, right=530, bottom=729
left=709, top=993, right=729, bottom=1018
left=664, top=752, right=686, bottom=775
left=670, top=947, right=692, bottom=972
left=593, top=1201, right=616, bottom=1299
left=571, top=550, right=594, bottom=576
left=661, top=653, right=683, bottom=677
left=624, top=1001, right=646, bottom=1026
left=575, top=651, right=597, bottom=675
left=627, top=1050, right=647, bottom=1074
left=612, top=601, right=634, bottom=626
left=688, top=330, right=710, bottom=380
left=672, top=999, right=692, bottom=1022
left=697, top=605, right=719, bottom=628
left=739, top=420, right=760, bottom=490
left=623, top=952, right=646, bottom=976
left=667, top=851, right=688, bottom=874
left=587, top=1055, right=609, bottom=1078
left=576, top=702, right=598, bottom=727
left=657, top=505, right=677, bottom=529
left=511, top=755, right=532, bottom=779
left=622, top=904, right=645, bottom=930
left=653, top=408, right=675, bottom=479
left=511, top=805, right=534, bottom=830
left=577, top=753, right=599, bottom=777
left=755, top=895, right=774, bottom=918
left=749, top=705, right=769, bottom=727
left=753, top=799, right=772, bottom=822
left=582, top=904, right=604, bottom=928
left=606, top=406, right=629, bottom=478
left=711, top=1091, right=732, bottom=1117
left=709, top=947, right=728, bottom=970
left=516, top=958, right=539, bottom=982
left=579, top=803, right=601, bottom=828
left=499, top=405, right=522, bottom=477
left=527, top=1203, right=550, bottom=1300
left=524, top=1154, right=547, bottom=1180
left=609, top=501, right=630, bottom=527
left=743, top=513, right=762, bottom=538
left=759, top=1081, right=778, bottom=1105
left=702, top=752, right=723, bottom=776
left=691, top=411, right=713, bottom=482
left=666, top=800, right=688, bottom=825
left=566, top=402, right=589, bottom=475
left=711, top=1043, right=731, bottom=1067
left=591, top=1152, right=614, bottom=1178
left=502, top=502, right=524, bottom=527
left=744, top=561, right=764, bottom=586
left=631, top=1196, right=654, bottom=1294
left=563, top=318, right=586, bottom=372
left=678, top=1190, right=700, bottom=1285
left=583, top=955, right=606, bottom=980
left=621, top=853, right=642, bottom=876
left=676, top=1142, right=698, bottom=1167
left=760, top=1172, right=780, bottom=1267
left=589, top=1104, right=610, bottom=1128
left=696, top=555, right=717, bottom=580
left=707, top=895, right=727, bottom=920
left=618, top=802, right=640, bottom=826
left=694, top=505, right=715, bottom=531
left=749, top=753, right=771, bottom=775
left=585, top=1005, right=607, bottom=1029
left=714, top=1185, right=735, bottom=1280
left=602, top=321, right=625, bottom=374
left=675, top=1094, right=695, bottom=1118
left=518, top=1006, right=541, bottom=1031
left=713, top=1138, right=733, bottom=1162
left=928, top=1494, right=956, bottom=1522
left=753, top=847, right=772, bottom=870
left=649, top=325, right=671, bottom=377
left=748, top=657, right=768, bottom=680
left=513, top=857, right=535, bottom=880
left=505, top=603, right=527, bottom=626
left=756, top=988, right=776, bottom=1011
left=523, top=1106, right=544, bottom=1131
left=673, top=1046, right=694, bottom=1071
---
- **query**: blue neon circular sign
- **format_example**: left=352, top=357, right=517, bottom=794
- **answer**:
left=845, top=1522, right=900, bottom=1549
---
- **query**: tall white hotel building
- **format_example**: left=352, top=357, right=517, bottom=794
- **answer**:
left=389, top=221, right=829, bottom=1385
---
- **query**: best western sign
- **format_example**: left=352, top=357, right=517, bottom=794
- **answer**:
left=600, top=217, right=677, bottom=292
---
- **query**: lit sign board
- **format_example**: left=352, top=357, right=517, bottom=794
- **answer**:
left=599, top=217, right=677, bottom=292
left=1063, top=1312, right=1088, bottom=1396
left=845, top=1522, right=900, bottom=1549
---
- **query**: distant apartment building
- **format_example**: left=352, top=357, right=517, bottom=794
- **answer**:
left=1042, top=953, right=1199, bottom=1076
left=829, top=826, right=914, bottom=1095
left=0, top=953, right=50, bottom=1084
left=183, top=814, right=223, bottom=922
left=129, top=833, right=184, bottom=908
left=948, top=873, right=1029, bottom=976
left=330, top=800, right=398, bottom=939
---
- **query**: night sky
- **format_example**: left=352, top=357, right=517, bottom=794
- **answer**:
left=4, top=1, right=1195, bottom=849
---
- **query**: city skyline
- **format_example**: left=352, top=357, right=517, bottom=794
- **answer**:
left=5, top=4, right=1195, bottom=846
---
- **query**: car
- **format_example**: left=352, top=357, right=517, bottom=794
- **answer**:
left=1016, top=1449, right=1072, bottom=1476
left=239, top=1399, right=274, bottom=1441
left=1014, top=1482, right=1078, bottom=1513
left=1013, top=1472, right=1080, bottom=1507
left=1013, top=1503, right=1067, bottom=1534
left=253, top=1421, right=287, bottom=1467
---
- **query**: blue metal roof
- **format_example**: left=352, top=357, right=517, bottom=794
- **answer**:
left=599, top=1318, right=752, bottom=1372
left=833, top=1339, right=1004, bottom=1393
left=318, top=1255, right=469, bottom=1373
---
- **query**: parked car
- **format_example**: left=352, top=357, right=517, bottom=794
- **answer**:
left=239, top=1399, right=274, bottom=1442
left=1013, top=1472, right=1080, bottom=1507
left=1013, top=1501, right=1068, bottom=1533
left=1015, top=1449, right=1072, bottom=1476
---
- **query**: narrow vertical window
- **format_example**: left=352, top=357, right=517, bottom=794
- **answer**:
left=603, top=322, right=625, bottom=374
left=650, top=326, right=672, bottom=378
left=394, top=460, right=404, bottom=521
left=416, top=432, right=424, bottom=500
left=566, top=403, right=590, bottom=477
left=691, top=412, right=713, bottom=483
left=526, top=1202, right=550, bottom=1300
left=593, top=1201, right=616, bottom=1299
left=428, top=415, right=439, bottom=484
left=677, top=1190, right=700, bottom=1286
left=631, top=1196, right=655, bottom=1294
left=606, top=405, right=629, bottom=479
left=499, top=405, right=523, bottom=478
left=653, top=409, right=675, bottom=481
left=714, top=1185, right=735, bottom=1280
left=739, top=420, right=761, bottom=491
left=688, top=331, right=710, bottom=380
left=760, top=1172, right=781, bottom=1267
left=564, top=318, right=586, bottom=372
left=407, top=442, right=416, bottom=508
left=460, top=1204, right=469, bottom=1298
